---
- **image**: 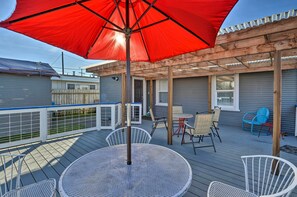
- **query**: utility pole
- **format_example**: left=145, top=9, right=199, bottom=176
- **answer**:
left=61, top=52, right=65, bottom=75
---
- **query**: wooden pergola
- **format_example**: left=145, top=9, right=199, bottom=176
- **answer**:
left=87, top=16, right=297, bottom=157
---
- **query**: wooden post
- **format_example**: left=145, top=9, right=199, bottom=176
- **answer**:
left=167, top=66, right=173, bottom=145
left=272, top=50, right=282, bottom=159
left=150, top=79, right=153, bottom=111
left=208, top=76, right=212, bottom=113
left=121, top=73, right=126, bottom=127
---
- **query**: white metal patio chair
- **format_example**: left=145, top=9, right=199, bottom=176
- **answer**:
left=0, top=153, right=56, bottom=197
left=182, top=113, right=216, bottom=154
left=207, top=181, right=258, bottom=197
left=105, top=127, right=152, bottom=146
left=241, top=155, right=297, bottom=197
left=149, top=108, right=168, bottom=137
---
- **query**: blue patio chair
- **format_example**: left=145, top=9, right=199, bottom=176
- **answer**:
left=242, top=107, right=269, bottom=134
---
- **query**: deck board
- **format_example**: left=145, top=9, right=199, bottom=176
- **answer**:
left=0, top=120, right=297, bottom=197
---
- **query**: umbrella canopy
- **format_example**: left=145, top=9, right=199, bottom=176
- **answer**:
left=0, top=0, right=237, bottom=62
left=0, top=0, right=238, bottom=165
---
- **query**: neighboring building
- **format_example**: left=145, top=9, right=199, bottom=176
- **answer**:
left=51, top=75, right=100, bottom=105
left=0, top=57, right=58, bottom=108
left=87, top=10, right=297, bottom=136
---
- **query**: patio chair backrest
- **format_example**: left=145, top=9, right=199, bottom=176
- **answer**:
left=256, top=108, right=269, bottom=124
left=192, top=114, right=213, bottom=136
left=213, top=106, right=221, bottom=127
left=106, top=127, right=152, bottom=146
left=0, top=154, right=25, bottom=196
left=173, top=106, right=183, bottom=114
left=241, top=155, right=297, bottom=197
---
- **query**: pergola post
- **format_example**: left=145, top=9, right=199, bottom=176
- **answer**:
left=121, top=73, right=126, bottom=127
left=150, top=79, right=153, bottom=111
left=208, top=76, right=212, bottom=113
left=167, top=66, right=173, bottom=145
left=272, top=50, right=282, bottom=159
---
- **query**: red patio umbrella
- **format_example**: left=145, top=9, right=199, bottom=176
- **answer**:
left=0, top=0, right=238, bottom=165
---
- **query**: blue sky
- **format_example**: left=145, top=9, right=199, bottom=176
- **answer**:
left=0, top=0, right=296, bottom=75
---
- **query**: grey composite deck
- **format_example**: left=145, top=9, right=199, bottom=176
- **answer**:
left=1, top=120, right=297, bottom=197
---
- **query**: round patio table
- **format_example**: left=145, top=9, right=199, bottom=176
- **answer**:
left=173, top=113, right=193, bottom=120
left=59, top=144, right=192, bottom=197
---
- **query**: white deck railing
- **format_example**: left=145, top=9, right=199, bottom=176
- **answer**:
left=0, top=102, right=142, bottom=149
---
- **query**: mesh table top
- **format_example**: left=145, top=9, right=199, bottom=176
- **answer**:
left=59, top=144, right=192, bottom=197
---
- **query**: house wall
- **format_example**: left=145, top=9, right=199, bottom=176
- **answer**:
left=100, top=70, right=297, bottom=135
left=154, top=77, right=209, bottom=118
left=0, top=74, right=52, bottom=108
left=51, top=77, right=100, bottom=104
left=220, top=70, right=297, bottom=134
left=282, top=70, right=297, bottom=134
left=100, top=75, right=122, bottom=102
left=153, top=70, right=297, bottom=135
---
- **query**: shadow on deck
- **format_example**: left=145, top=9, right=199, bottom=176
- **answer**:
left=1, top=120, right=297, bottom=196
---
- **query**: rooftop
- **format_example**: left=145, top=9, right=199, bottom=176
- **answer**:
left=0, top=57, right=59, bottom=77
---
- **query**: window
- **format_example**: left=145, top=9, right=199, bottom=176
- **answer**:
left=78, top=84, right=90, bottom=90
left=212, top=74, right=239, bottom=111
left=156, top=79, right=168, bottom=106
left=90, top=85, right=96, bottom=90
left=67, top=83, right=97, bottom=90
left=67, top=83, right=75, bottom=90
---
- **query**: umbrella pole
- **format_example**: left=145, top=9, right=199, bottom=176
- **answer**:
left=125, top=0, right=132, bottom=165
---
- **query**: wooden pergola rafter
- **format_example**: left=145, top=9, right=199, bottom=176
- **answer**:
left=87, top=17, right=297, bottom=79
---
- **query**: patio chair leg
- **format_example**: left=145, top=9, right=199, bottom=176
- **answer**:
left=198, top=136, right=202, bottom=143
left=258, top=124, right=263, bottom=137
left=216, top=129, right=222, bottom=143
left=164, top=121, right=168, bottom=133
left=191, top=136, right=196, bottom=155
left=150, top=123, right=157, bottom=136
left=181, top=129, right=186, bottom=145
left=210, top=134, right=216, bottom=152
left=200, top=136, right=204, bottom=142
left=211, top=127, right=222, bottom=143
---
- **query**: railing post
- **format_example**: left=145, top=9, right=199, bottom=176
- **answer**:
left=139, top=104, right=142, bottom=124
left=40, top=108, right=48, bottom=142
left=111, top=105, right=116, bottom=130
left=96, top=105, right=101, bottom=131
left=118, top=103, right=122, bottom=125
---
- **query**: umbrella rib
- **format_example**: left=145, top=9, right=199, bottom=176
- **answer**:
left=142, top=0, right=210, bottom=46
left=6, top=0, right=90, bottom=24
left=130, top=0, right=158, bottom=30
left=103, top=26, right=124, bottom=33
left=113, top=0, right=126, bottom=27
left=130, top=0, right=151, bottom=61
left=133, top=18, right=169, bottom=32
left=86, top=5, right=119, bottom=57
left=77, top=2, right=123, bottom=31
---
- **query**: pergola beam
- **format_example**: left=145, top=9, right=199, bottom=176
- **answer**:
left=96, top=60, right=296, bottom=78
left=167, top=66, right=173, bottom=145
